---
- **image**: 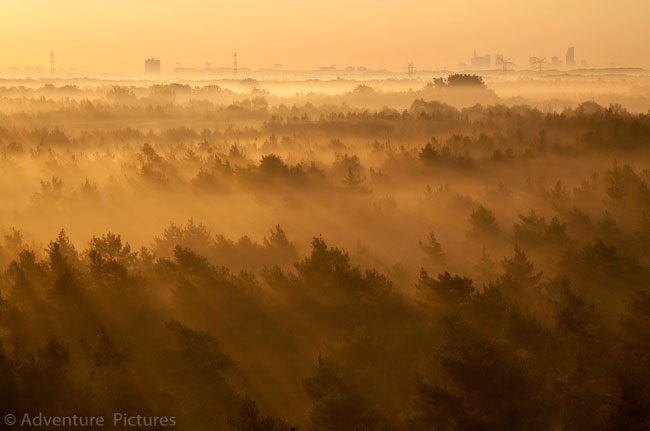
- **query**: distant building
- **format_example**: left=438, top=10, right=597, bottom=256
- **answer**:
left=566, top=47, right=575, bottom=67
left=529, top=57, right=538, bottom=67
left=495, top=54, right=504, bottom=66
left=471, top=50, right=491, bottom=68
left=145, top=58, right=161, bottom=75
left=552, top=56, right=562, bottom=66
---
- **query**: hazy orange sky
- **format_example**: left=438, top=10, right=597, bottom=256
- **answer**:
left=1, top=0, right=649, bottom=72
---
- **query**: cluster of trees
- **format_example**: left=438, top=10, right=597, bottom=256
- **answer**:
left=427, top=74, right=486, bottom=89
left=2, top=99, right=648, bottom=209
left=0, top=218, right=649, bottom=430
left=1, top=79, right=650, bottom=430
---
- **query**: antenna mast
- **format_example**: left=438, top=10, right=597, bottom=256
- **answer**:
left=533, top=57, right=547, bottom=75
left=233, top=52, right=238, bottom=79
left=497, top=57, right=514, bottom=75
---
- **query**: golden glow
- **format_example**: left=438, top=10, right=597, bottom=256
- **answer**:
left=1, top=0, right=649, bottom=72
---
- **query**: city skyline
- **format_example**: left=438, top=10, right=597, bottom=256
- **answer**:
left=0, top=46, right=639, bottom=77
left=1, top=0, right=649, bottom=73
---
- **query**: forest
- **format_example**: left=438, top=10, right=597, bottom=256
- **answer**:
left=1, top=74, right=650, bottom=430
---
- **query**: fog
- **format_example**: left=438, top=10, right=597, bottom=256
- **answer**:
left=1, top=72, right=650, bottom=430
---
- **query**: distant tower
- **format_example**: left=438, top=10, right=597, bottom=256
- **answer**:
left=532, top=57, right=547, bottom=74
left=50, top=52, right=55, bottom=75
left=566, top=47, right=575, bottom=67
left=407, top=62, right=415, bottom=76
left=233, top=52, right=238, bottom=79
left=496, top=56, right=513, bottom=75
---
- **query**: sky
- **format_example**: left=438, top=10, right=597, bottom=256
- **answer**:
left=1, top=0, right=649, bottom=73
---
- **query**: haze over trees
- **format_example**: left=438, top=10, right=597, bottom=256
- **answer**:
left=0, top=73, right=650, bottom=430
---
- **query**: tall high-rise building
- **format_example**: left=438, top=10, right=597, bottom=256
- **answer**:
left=145, top=58, right=161, bottom=75
left=566, top=47, right=575, bottom=67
